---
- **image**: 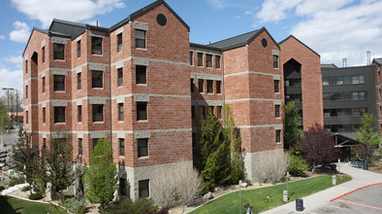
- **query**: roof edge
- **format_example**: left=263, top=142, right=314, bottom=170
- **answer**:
left=279, top=35, right=320, bottom=57
left=246, top=27, right=280, bottom=51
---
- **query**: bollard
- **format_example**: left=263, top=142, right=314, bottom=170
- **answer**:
left=296, top=199, right=304, bottom=212
left=283, top=190, right=288, bottom=202
left=332, top=175, right=336, bottom=185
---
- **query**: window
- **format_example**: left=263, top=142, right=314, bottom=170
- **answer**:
left=78, top=105, right=82, bottom=122
left=42, top=138, right=46, bottom=155
left=191, top=78, right=194, bottom=92
left=42, top=77, right=45, bottom=93
left=91, top=37, right=102, bottom=54
left=118, top=68, right=123, bottom=86
left=198, top=79, right=204, bottom=93
left=135, top=30, right=146, bottom=48
left=54, top=107, right=65, bottom=123
left=276, top=130, right=281, bottom=143
left=197, top=53, right=203, bottom=66
left=92, top=104, right=104, bottom=122
left=216, top=55, right=221, bottom=68
left=77, top=73, right=81, bottom=90
left=117, top=33, right=123, bottom=52
left=209, top=106, right=214, bottom=114
left=216, top=81, right=221, bottom=94
left=217, top=106, right=222, bottom=119
left=120, top=178, right=127, bottom=196
left=190, top=51, right=193, bottom=65
left=274, top=80, right=279, bottom=93
left=273, top=55, right=279, bottom=68
left=137, top=102, right=147, bottom=121
left=118, top=103, right=124, bottom=121
left=54, top=75, right=65, bottom=91
left=119, top=138, right=125, bottom=156
left=77, top=40, right=81, bottom=58
left=26, top=111, right=28, bottom=124
left=78, top=138, right=83, bottom=155
left=42, top=46, right=45, bottom=63
left=136, top=65, right=146, bottom=84
left=92, top=70, right=103, bottom=88
left=322, top=77, right=329, bottom=86
left=275, top=105, right=280, bottom=118
left=25, top=60, right=28, bottom=73
left=139, top=180, right=149, bottom=198
left=93, top=139, right=99, bottom=149
left=25, top=85, right=28, bottom=99
left=42, top=107, right=46, bottom=123
left=53, top=43, right=65, bottom=60
left=138, top=138, right=148, bottom=157
left=206, top=54, right=212, bottom=67
left=207, top=80, right=213, bottom=93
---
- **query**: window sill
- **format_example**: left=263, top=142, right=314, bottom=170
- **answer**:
left=137, top=120, right=148, bottom=123
left=137, top=156, right=149, bottom=160
left=136, top=83, right=147, bottom=86
left=135, top=48, right=147, bottom=50
left=92, top=121, right=104, bottom=124
left=54, top=122, right=66, bottom=125
left=53, top=90, right=66, bottom=93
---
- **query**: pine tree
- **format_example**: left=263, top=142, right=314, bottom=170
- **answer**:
left=283, top=100, right=303, bottom=151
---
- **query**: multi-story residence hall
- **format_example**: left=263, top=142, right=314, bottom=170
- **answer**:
left=23, top=0, right=323, bottom=199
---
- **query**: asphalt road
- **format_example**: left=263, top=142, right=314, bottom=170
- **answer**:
left=311, top=185, right=382, bottom=214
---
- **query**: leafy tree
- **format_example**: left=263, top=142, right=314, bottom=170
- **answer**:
left=0, top=98, right=9, bottom=133
left=298, top=123, right=340, bottom=169
left=283, top=100, right=303, bottom=151
left=84, top=138, right=117, bottom=209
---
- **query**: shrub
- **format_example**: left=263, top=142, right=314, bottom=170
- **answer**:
left=8, top=176, right=24, bottom=187
left=288, top=153, right=309, bottom=177
left=62, top=197, right=87, bottom=214
left=253, top=151, right=290, bottom=183
left=0, top=185, right=5, bottom=192
left=21, top=185, right=30, bottom=192
left=243, top=179, right=252, bottom=186
left=29, top=192, right=43, bottom=200
left=102, top=198, right=158, bottom=214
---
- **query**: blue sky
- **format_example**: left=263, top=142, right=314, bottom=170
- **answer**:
left=1, top=0, right=382, bottom=96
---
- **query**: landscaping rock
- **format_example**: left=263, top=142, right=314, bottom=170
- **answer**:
left=242, top=182, right=248, bottom=188
left=214, top=186, right=224, bottom=192
left=203, top=192, right=213, bottom=201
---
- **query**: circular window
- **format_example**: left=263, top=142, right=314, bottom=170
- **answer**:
left=262, top=38, right=268, bottom=48
left=156, top=14, right=167, bottom=26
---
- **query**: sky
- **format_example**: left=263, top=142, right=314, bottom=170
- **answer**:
left=0, top=0, right=381, bottom=96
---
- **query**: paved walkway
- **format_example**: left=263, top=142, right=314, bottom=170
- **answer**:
left=261, top=163, right=382, bottom=214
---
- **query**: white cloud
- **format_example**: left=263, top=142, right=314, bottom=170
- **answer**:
left=0, top=64, right=23, bottom=96
left=235, top=16, right=241, bottom=19
left=9, top=21, right=30, bottom=43
left=11, top=0, right=125, bottom=28
left=0, top=35, right=5, bottom=40
left=3, top=55, right=23, bottom=68
left=256, top=0, right=304, bottom=23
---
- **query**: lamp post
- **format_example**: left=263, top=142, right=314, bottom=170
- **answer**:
left=2, top=87, right=14, bottom=121
left=239, top=180, right=242, bottom=214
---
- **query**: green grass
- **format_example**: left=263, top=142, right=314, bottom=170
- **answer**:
left=0, top=195, right=64, bottom=214
left=190, top=175, right=352, bottom=214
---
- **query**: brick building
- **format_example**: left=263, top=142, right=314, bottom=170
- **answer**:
left=23, top=0, right=322, bottom=199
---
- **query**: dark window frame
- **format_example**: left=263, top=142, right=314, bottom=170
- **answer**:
left=206, top=54, right=212, bottom=67
left=190, top=51, right=193, bottom=65
left=118, top=68, right=123, bottom=86
left=197, top=52, right=203, bottom=66
left=135, top=29, right=146, bottom=49
left=137, top=102, right=147, bottom=121
left=91, top=37, right=103, bottom=55
left=77, top=72, right=81, bottom=90
left=215, top=55, right=221, bottom=68
left=138, top=138, right=148, bottom=157
left=198, top=79, right=204, bottom=93
left=119, top=138, right=125, bottom=156
left=136, top=65, right=146, bottom=84
left=42, top=46, right=45, bottom=63
left=118, top=103, right=124, bottom=121
left=92, top=70, right=103, bottom=88
left=53, top=43, right=65, bottom=60
left=54, top=75, right=65, bottom=91
left=275, top=105, right=280, bottom=118
left=78, top=105, right=82, bottom=122
left=92, top=104, right=104, bottom=122
left=54, top=107, right=66, bottom=123
left=78, top=138, right=83, bottom=155
left=77, top=40, right=81, bottom=58
left=274, top=80, right=279, bottom=93
left=138, top=179, right=149, bottom=198
left=273, top=55, right=279, bottom=68
left=276, top=130, right=281, bottom=143
left=216, top=80, right=221, bottom=94
left=42, top=107, right=46, bottom=124
left=207, top=80, right=213, bottom=93
left=117, top=33, right=123, bottom=52
left=42, top=76, right=45, bottom=93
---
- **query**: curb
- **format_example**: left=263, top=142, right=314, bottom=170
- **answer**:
left=329, top=182, right=382, bottom=202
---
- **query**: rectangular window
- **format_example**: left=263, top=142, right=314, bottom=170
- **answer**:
left=137, top=102, right=147, bottom=121
left=139, top=180, right=149, bottom=198
left=197, top=53, right=203, bottom=66
left=53, top=43, right=65, bottom=60
left=136, top=65, right=146, bottom=84
left=276, top=130, right=281, bottom=143
left=42, top=77, right=45, bottom=93
left=198, top=79, right=204, bottom=93
left=190, top=51, right=193, bottom=65
left=216, top=81, right=221, bottom=94
left=274, top=80, right=279, bottom=93
left=54, top=107, right=65, bottom=123
left=217, top=106, right=222, bottom=119
left=78, top=105, right=82, bottom=122
left=42, top=107, right=46, bottom=123
left=118, top=103, right=124, bottom=121
left=93, top=138, right=99, bottom=149
left=191, top=78, right=194, bottom=92
left=25, top=60, right=28, bottom=73
left=273, top=55, right=279, bottom=68
left=92, top=70, right=103, bottom=88
left=42, top=138, right=46, bottom=155
left=117, top=68, right=123, bottom=86
left=54, top=75, right=65, bottom=91
left=117, top=33, right=123, bottom=52
left=77, top=40, right=81, bottom=58
left=135, top=30, right=146, bottom=49
left=207, top=80, right=213, bottom=93
left=26, top=111, right=28, bottom=124
left=25, top=85, right=28, bottom=99
left=92, top=104, right=104, bottom=122
left=275, top=105, right=280, bottom=118
left=206, top=54, right=212, bottom=67
left=216, top=55, right=221, bottom=68
left=138, top=138, right=148, bottom=157
left=119, top=138, right=125, bottom=156
left=91, top=37, right=102, bottom=55
left=42, top=46, right=45, bottom=63
left=78, top=138, right=83, bottom=155
left=77, top=73, right=81, bottom=90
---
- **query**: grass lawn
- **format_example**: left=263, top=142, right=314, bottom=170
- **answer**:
left=190, top=175, right=352, bottom=214
left=0, top=195, right=64, bottom=214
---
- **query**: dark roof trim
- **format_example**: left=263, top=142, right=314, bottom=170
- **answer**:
left=49, top=18, right=86, bottom=30
left=333, top=133, right=361, bottom=147
left=190, top=43, right=222, bottom=52
left=110, top=0, right=190, bottom=32
left=279, top=35, right=320, bottom=57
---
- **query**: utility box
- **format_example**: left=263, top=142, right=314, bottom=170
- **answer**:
left=332, top=175, right=336, bottom=185
left=283, top=190, right=288, bottom=202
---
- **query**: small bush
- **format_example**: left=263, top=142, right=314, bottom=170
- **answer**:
left=253, top=151, right=290, bottom=183
left=29, top=192, right=43, bottom=200
left=288, top=153, right=309, bottom=177
left=0, top=185, right=5, bottom=192
left=21, top=185, right=30, bottom=192
left=102, top=198, right=158, bottom=214
left=63, top=197, right=87, bottom=214
left=8, top=176, right=24, bottom=187
left=243, top=179, right=252, bottom=186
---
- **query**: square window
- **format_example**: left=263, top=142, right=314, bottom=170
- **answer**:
left=138, top=138, right=148, bottom=157
left=78, top=105, right=82, bottom=122
left=273, top=55, right=279, bottom=68
left=139, top=179, right=149, bottom=198
left=216, top=81, right=221, bottom=94
left=135, top=30, right=146, bottom=49
left=78, top=138, right=83, bottom=155
left=198, top=79, right=204, bottom=93
left=119, top=138, right=125, bottom=156
left=137, top=102, right=147, bottom=121
left=77, top=73, right=81, bottom=90
left=54, top=75, right=65, bottom=91
left=92, top=104, right=104, bottom=122
left=197, top=53, right=203, bottom=66
left=77, top=40, right=81, bottom=58
left=118, top=103, right=124, bottom=121
left=42, top=77, right=45, bottom=93
left=206, top=54, right=212, bottom=67
left=53, top=43, right=65, bottom=60
left=276, top=130, right=281, bottom=143
left=136, top=65, right=146, bottom=84
left=118, top=68, right=123, bottom=86
left=191, top=78, right=194, bottom=92
left=275, top=105, right=280, bottom=118
left=274, top=80, right=279, bottom=93
left=216, top=55, right=221, bottom=69
left=190, top=51, right=193, bottom=65
left=117, top=33, right=123, bottom=52
left=54, top=107, right=65, bottom=123
left=91, top=37, right=102, bottom=55
left=42, top=46, right=45, bottom=63
left=42, top=107, right=46, bottom=123
left=207, top=80, right=213, bottom=93
left=92, top=70, right=103, bottom=88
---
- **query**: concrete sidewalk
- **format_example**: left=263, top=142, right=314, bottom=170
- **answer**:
left=260, top=163, right=382, bottom=214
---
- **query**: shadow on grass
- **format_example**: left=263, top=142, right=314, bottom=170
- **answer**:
left=0, top=196, right=21, bottom=214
